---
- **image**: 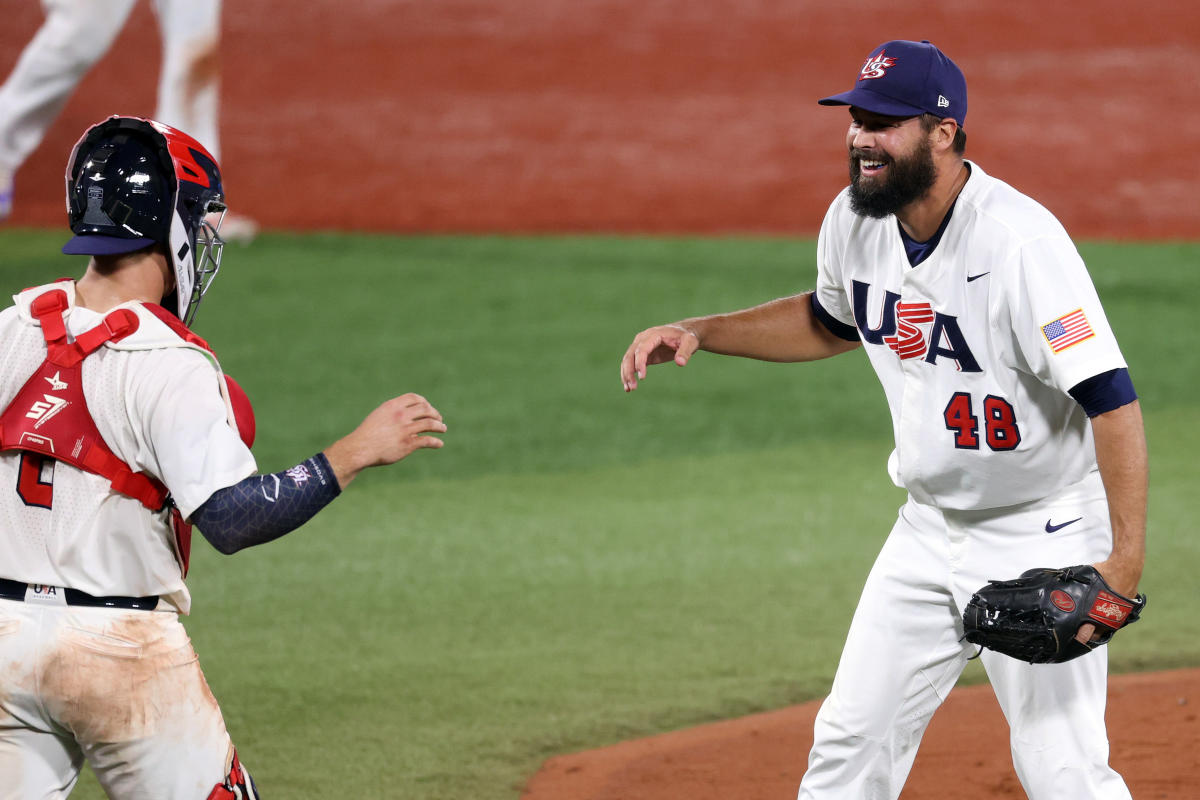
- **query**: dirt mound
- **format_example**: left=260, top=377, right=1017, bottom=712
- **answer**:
left=522, top=668, right=1200, bottom=799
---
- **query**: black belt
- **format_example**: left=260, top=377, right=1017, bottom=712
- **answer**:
left=0, top=577, right=159, bottom=610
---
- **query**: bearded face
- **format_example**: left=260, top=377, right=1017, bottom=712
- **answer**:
left=847, top=129, right=938, bottom=219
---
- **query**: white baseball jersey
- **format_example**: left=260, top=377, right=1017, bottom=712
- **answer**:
left=814, top=161, right=1127, bottom=511
left=0, top=281, right=256, bottom=613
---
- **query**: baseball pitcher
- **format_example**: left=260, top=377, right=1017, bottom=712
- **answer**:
left=620, top=40, right=1146, bottom=800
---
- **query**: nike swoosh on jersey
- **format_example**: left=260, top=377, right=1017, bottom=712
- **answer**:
left=967, top=272, right=990, bottom=282
left=1044, top=517, right=1083, bottom=533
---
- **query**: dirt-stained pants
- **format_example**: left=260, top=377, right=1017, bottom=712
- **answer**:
left=0, top=599, right=239, bottom=799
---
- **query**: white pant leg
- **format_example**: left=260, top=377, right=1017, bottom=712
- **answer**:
left=982, top=649, right=1130, bottom=799
left=947, top=472, right=1132, bottom=800
left=0, top=0, right=137, bottom=171
left=0, top=600, right=236, bottom=799
left=0, top=726, right=81, bottom=800
left=0, top=600, right=86, bottom=799
left=799, top=499, right=974, bottom=800
left=151, top=0, right=222, bottom=157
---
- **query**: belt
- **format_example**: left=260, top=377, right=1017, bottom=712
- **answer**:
left=0, top=577, right=159, bottom=610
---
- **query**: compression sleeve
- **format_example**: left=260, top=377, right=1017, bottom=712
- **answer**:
left=1068, top=368, right=1138, bottom=418
left=191, top=453, right=342, bottom=554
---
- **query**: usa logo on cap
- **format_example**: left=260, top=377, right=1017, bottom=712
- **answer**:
left=818, top=40, right=968, bottom=127
left=859, top=51, right=897, bottom=81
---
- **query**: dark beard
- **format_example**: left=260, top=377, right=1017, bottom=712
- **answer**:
left=847, top=137, right=937, bottom=219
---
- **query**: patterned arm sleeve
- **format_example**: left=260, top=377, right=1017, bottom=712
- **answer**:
left=191, top=453, right=342, bottom=554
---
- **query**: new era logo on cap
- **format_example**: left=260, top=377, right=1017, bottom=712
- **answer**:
left=819, top=40, right=968, bottom=127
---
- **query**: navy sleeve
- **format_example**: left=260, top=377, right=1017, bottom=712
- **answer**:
left=1068, top=368, right=1138, bottom=418
left=810, top=292, right=859, bottom=342
left=191, top=453, right=342, bottom=554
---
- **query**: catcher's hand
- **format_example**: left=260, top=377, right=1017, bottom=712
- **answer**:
left=962, top=565, right=1146, bottom=664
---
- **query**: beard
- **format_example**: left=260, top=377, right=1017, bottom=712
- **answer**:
left=847, top=136, right=937, bottom=219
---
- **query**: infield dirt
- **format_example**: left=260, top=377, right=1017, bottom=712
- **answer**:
left=521, top=668, right=1200, bottom=799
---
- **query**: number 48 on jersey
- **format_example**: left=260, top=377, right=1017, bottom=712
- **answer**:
left=944, top=392, right=1021, bottom=451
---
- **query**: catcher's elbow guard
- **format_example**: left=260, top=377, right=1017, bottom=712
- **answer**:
left=961, top=565, right=1147, bottom=664
left=207, top=750, right=259, bottom=800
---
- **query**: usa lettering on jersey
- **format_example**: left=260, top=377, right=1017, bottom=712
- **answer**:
left=851, top=280, right=981, bottom=372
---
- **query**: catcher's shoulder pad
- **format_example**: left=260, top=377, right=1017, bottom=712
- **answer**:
left=961, top=565, right=1146, bottom=664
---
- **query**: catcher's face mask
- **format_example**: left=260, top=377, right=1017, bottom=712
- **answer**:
left=180, top=203, right=227, bottom=327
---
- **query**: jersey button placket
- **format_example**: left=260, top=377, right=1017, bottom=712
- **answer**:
left=894, top=278, right=930, bottom=503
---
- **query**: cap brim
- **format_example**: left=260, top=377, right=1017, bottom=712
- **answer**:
left=61, top=235, right=157, bottom=256
left=818, top=87, right=927, bottom=118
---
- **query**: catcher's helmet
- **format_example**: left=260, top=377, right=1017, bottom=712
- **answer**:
left=62, top=116, right=227, bottom=326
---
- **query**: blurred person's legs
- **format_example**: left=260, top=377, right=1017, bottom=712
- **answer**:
left=153, top=0, right=221, bottom=158
left=153, top=0, right=256, bottom=242
left=0, top=0, right=137, bottom=219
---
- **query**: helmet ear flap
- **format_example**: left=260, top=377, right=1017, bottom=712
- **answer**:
left=169, top=195, right=225, bottom=327
left=155, top=121, right=225, bottom=326
left=168, top=209, right=195, bottom=321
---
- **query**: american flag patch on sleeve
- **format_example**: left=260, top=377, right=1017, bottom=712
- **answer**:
left=1041, top=309, right=1095, bottom=353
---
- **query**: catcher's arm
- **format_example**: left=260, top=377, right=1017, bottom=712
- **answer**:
left=1079, top=399, right=1147, bottom=643
left=191, top=394, right=446, bottom=554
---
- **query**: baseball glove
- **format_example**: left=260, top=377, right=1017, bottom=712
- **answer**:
left=961, top=565, right=1146, bottom=664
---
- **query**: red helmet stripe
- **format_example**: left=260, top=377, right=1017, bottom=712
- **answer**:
left=164, top=139, right=211, bottom=188
left=149, top=120, right=216, bottom=189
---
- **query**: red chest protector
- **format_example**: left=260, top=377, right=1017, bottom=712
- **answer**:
left=0, top=289, right=169, bottom=509
left=0, top=287, right=254, bottom=577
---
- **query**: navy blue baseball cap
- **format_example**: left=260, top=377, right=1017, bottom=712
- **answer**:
left=818, top=40, right=967, bottom=127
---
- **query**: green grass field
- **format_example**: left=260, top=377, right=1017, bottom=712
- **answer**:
left=2, top=231, right=1197, bottom=798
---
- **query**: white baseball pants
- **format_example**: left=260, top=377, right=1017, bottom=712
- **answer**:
left=0, top=599, right=237, bottom=799
left=798, top=471, right=1133, bottom=800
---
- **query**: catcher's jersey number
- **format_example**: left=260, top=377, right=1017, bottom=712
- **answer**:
left=17, top=453, right=55, bottom=509
left=943, top=392, right=1021, bottom=451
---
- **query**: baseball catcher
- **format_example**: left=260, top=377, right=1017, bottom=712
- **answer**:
left=0, top=116, right=446, bottom=798
left=962, top=565, right=1147, bottom=664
